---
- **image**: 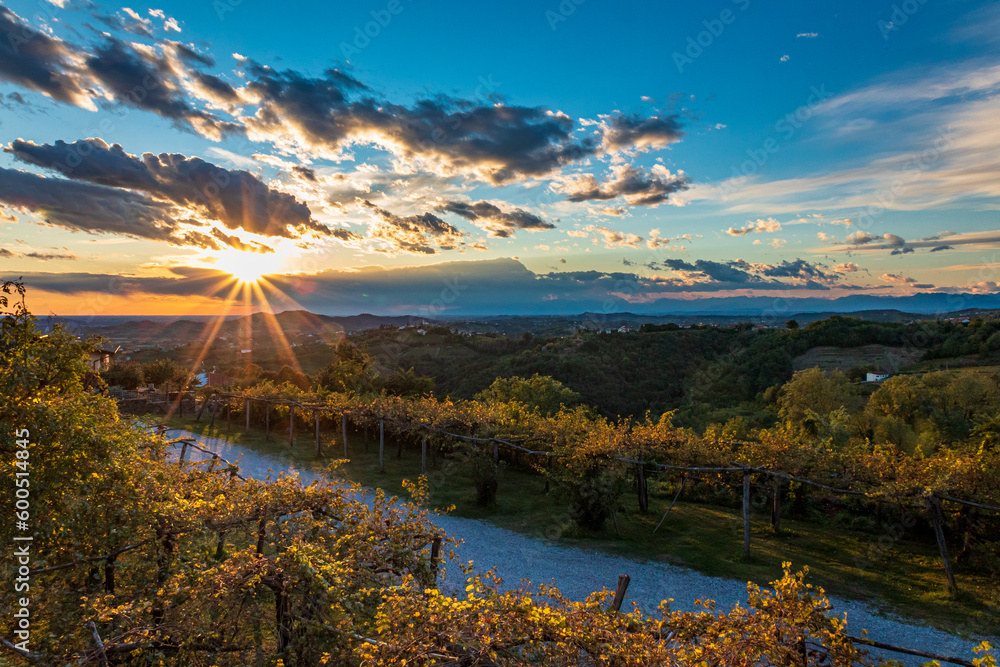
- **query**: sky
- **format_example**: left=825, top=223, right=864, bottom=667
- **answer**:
left=1, top=0, right=999, bottom=317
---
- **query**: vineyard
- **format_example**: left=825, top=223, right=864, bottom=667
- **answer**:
left=2, top=281, right=999, bottom=665
left=179, top=384, right=1000, bottom=597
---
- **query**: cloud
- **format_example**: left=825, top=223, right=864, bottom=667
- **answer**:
left=796, top=32, right=819, bottom=38
left=930, top=244, right=954, bottom=252
left=0, top=7, right=238, bottom=138
left=599, top=113, right=684, bottom=152
left=880, top=273, right=916, bottom=284
left=831, top=229, right=1000, bottom=254
left=0, top=166, right=188, bottom=245
left=702, top=63, right=1000, bottom=214
left=7, top=138, right=334, bottom=240
left=84, top=38, right=240, bottom=139
left=437, top=199, right=554, bottom=238
left=0, top=6, right=94, bottom=108
left=557, top=164, right=688, bottom=206
left=726, top=217, right=782, bottom=236
left=584, top=225, right=643, bottom=248
left=242, top=63, right=600, bottom=184
left=359, top=200, right=465, bottom=255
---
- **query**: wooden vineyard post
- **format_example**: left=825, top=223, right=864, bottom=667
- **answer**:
left=314, top=411, right=321, bottom=457
left=379, top=419, right=385, bottom=472
left=610, top=574, right=631, bottom=612
left=430, top=536, right=442, bottom=586
left=177, top=390, right=183, bottom=419
left=226, top=398, right=232, bottom=433
left=209, top=397, right=219, bottom=428
left=743, top=470, right=751, bottom=561
left=421, top=435, right=428, bottom=475
left=928, top=496, right=958, bottom=594
left=245, top=398, right=251, bottom=434
left=493, top=441, right=499, bottom=464
left=772, top=477, right=782, bottom=534
left=652, top=475, right=688, bottom=534
left=265, top=401, right=271, bottom=441
left=342, top=412, right=348, bottom=457
left=195, top=393, right=208, bottom=422
left=256, top=516, right=267, bottom=555
left=288, top=405, right=295, bottom=447
left=178, top=442, right=188, bottom=467
left=397, top=431, right=403, bottom=459
left=636, top=464, right=649, bottom=513
left=104, top=556, right=116, bottom=594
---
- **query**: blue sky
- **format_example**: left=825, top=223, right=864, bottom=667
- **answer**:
left=1, top=0, right=999, bottom=315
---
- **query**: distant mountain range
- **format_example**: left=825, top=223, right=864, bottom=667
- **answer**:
left=615, top=292, right=1000, bottom=316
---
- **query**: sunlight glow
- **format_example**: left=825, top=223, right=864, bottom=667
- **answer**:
left=212, top=249, right=285, bottom=284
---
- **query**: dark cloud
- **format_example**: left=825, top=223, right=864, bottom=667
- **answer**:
left=930, top=245, right=954, bottom=252
left=243, top=63, right=597, bottom=184
left=438, top=200, right=554, bottom=238
left=7, top=138, right=329, bottom=239
left=758, top=258, right=831, bottom=280
left=658, top=258, right=758, bottom=284
left=559, top=164, right=688, bottom=206
left=360, top=200, right=464, bottom=254
left=292, top=165, right=317, bottom=182
left=0, top=166, right=184, bottom=243
left=84, top=38, right=239, bottom=139
left=0, top=6, right=92, bottom=107
left=601, top=113, right=684, bottom=151
left=890, top=246, right=915, bottom=255
left=167, top=41, right=215, bottom=68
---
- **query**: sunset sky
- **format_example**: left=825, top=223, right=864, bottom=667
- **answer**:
left=1, top=0, right=999, bottom=316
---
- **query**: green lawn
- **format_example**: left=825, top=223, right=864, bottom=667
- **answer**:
left=162, top=414, right=1000, bottom=640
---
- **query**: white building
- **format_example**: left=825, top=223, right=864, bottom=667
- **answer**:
left=866, top=372, right=891, bottom=383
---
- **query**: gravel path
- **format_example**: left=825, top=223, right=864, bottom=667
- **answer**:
left=164, top=429, right=997, bottom=665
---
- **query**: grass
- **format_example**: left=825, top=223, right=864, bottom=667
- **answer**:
left=163, top=413, right=1000, bottom=640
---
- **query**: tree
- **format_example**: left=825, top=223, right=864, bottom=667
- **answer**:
left=777, top=368, right=854, bottom=436
left=141, top=358, right=187, bottom=386
left=786, top=319, right=800, bottom=330
left=475, top=373, right=582, bottom=416
left=101, top=361, right=145, bottom=389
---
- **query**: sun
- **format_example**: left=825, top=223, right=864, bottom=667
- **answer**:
left=212, top=249, right=283, bottom=284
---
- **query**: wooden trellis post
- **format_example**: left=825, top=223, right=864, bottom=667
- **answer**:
left=245, top=398, right=251, bottom=434
left=927, top=496, right=958, bottom=594
left=265, top=401, right=271, bottom=441
left=493, top=441, right=499, bottom=464
left=379, top=419, right=385, bottom=472
left=195, top=393, right=208, bottom=421
left=288, top=405, right=295, bottom=447
left=342, top=412, right=348, bottom=457
left=636, top=464, right=649, bottom=513
left=430, top=536, right=442, bottom=585
left=743, top=470, right=752, bottom=561
left=611, top=574, right=631, bottom=612
left=209, top=397, right=219, bottom=428
left=421, top=435, right=428, bottom=475
left=178, top=442, right=188, bottom=467
left=314, top=411, right=322, bottom=457
left=226, top=398, right=232, bottom=432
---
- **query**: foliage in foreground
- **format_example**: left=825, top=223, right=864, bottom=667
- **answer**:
left=2, top=282, right=997, bottom=665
